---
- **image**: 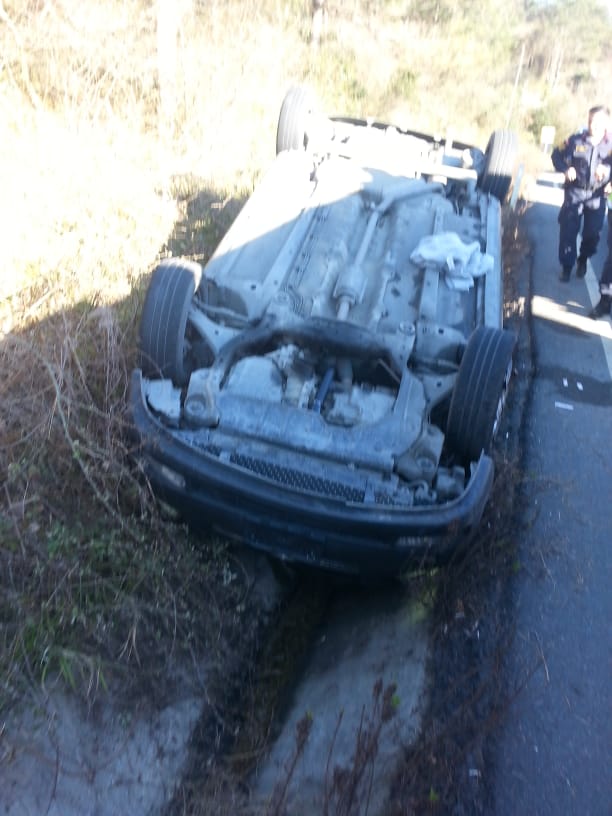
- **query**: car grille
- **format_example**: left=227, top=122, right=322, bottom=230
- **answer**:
left=230, top=452, right=366, bottom=503
left=186, top=437, right=409, bottom=506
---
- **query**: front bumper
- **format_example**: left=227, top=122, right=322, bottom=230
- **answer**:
left=129, top=370, right=495, bottom=577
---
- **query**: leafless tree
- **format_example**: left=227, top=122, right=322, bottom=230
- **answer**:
left=157, top=0, right=192, bottom=146
left=310, top=0, right=328, bottom=48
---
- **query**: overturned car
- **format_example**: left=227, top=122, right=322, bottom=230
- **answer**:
left=130, top=87, right=518, bottom=577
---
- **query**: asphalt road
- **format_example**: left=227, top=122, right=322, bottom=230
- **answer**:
left=492, top=180, right=612, bottom=815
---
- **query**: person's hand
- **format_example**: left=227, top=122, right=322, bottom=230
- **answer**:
left=594, top=163, right=609, bottom=182
left=566, top=167, right=577, bottom=182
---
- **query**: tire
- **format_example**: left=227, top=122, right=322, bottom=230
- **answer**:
left=139, top=258, right=202, bottom=386
left=445, top=327, right=515, bottom=464
left=477, top=129, right=518, bottom=203
left=276, top=86, right=317, bottom=154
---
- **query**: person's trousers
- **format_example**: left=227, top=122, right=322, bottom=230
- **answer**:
left=599, top=209, right=612, bottom=295
left=558, top=200, right=606, bottom=271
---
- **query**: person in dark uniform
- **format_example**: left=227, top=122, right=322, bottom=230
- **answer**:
left=589, top=191, right=612, bottom=318
left=551, top=105, right=610, bottom=282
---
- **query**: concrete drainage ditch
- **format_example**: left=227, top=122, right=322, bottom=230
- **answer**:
left=247, top=584, right=430, bottom=815
left=1, top=555, right=431, bottom=816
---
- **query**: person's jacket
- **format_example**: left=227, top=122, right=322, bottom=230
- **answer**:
left=552, top=130, right=611, bottom=207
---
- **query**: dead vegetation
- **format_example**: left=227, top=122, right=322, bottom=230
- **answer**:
left=0, top=298, right=252, bottom=710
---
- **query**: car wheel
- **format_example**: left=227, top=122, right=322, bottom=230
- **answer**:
left=276, top=85, right=317, bottom=154
left=139, top=258, right=202, bottom=386
left=477, top=129, right=518, bottom=203
left=445, top=326, right=515, bottom=464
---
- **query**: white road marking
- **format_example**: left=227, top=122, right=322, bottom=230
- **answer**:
left=584, top=264, right=612, bottom=380
left=531, top=293, right=612, bottom=381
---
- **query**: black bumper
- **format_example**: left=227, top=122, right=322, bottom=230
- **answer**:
left=129, top=371, right=495, bottom=577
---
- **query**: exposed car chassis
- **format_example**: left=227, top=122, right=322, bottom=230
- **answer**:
left=130, top=86, right=518, bottom=577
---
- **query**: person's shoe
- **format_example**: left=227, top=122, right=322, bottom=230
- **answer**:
left=559, top=266, right=571, bottom=282
left=576, top=257, right=587, bottom=278
left=588, top=296, right=612, bottom=319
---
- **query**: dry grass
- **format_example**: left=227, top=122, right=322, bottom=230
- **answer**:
left=0, top=291, right=248, bottom=709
